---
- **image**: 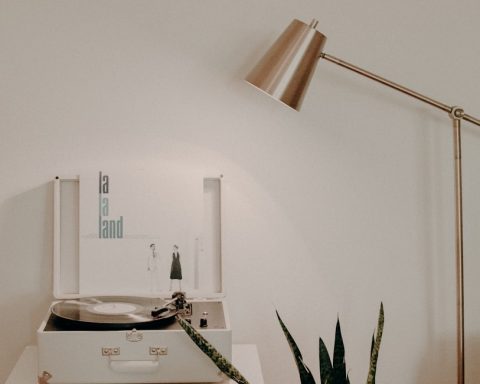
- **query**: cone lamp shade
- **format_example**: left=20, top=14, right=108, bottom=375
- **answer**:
left=245, top=19, right=327, bottom=110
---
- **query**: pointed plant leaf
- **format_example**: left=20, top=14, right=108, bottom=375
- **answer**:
left=333, top=318, right=347, bottom=383
left=370, top=334, right=375, bottom=358
left=366, top=303, right=384, bottom=384
left=370, top=334, right=376, bottom=384
left=176, top=316, right=250, bottom=384
left=346, top=372, right=351, bottom=384
left=319, top=338, right=333, bottom=384
left=276, top=311, right=316, bottom=384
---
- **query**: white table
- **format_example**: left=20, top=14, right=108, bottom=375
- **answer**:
left=6, top=345, right=264, bottom=384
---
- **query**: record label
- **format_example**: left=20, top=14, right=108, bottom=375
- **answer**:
left=87, top=302, right=139, bottom=315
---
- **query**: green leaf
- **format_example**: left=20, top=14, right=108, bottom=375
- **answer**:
left=369, top=334, right=376, bottom=384
left=366, top=303, right=384, bottom=384
left=370, top=334, right=375, bottom=358
left=319, top=338, right=333, bottom=384
left=176, top=316, right=250, bottom=384
left=333, top=318, right=347, bottom=383
left=276, top=311, right=317, bottom=384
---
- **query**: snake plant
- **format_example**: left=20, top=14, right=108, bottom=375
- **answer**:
left=178, top=303, right=384, bottom=384
left=278, top=303, right=384, bottom=384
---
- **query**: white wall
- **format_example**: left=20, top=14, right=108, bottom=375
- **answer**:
left=1, top=1, right=480, bottom=383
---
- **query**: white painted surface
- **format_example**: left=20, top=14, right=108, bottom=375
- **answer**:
left=37, top=313, right=232, bottom=383
left=6, top=344, right=264, bottom=384
left=1, top=1, right=479, bottom=384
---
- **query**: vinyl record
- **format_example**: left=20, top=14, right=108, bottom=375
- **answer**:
left=51, top=296, right=176, bottom=330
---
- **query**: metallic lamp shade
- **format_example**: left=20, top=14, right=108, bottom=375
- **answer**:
left=245, top=19, right=327, bottom=111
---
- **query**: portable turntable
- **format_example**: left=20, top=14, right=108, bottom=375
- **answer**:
left=37, top=174, right=231, bottom=383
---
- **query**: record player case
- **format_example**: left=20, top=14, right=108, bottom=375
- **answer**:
left=37, top=176, right=232, bottom=384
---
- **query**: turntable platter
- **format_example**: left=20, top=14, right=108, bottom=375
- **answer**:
left=51, top=296, right=176, bottom=330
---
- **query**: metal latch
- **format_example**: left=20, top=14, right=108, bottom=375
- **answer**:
left=102, top=347, right=120, bottom=356
left=150, top=346, right=168, bottom=356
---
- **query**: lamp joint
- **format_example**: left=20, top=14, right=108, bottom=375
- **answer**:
left=450, top=106, right=465, bottom=121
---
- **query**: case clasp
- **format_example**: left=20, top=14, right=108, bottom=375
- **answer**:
left=102, top=347, right=120, bottom=356
left=126, top=328, right=143, bottom=342
left=150, top=346, right=168, bottom=356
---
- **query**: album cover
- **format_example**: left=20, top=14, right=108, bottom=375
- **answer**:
left=78, top=169, right=204, bottom=295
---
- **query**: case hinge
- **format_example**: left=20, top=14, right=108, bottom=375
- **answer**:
left=102, top=347, right=120, bottom=356
left=150, top=346, right=168, bottom=356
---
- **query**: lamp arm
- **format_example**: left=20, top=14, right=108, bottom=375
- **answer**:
left=320, top=52, right=480, bottom=127
left=320, top=50, right=477, bottom=384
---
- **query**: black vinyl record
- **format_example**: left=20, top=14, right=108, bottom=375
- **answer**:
left=51, top=296, right=176, bottom=330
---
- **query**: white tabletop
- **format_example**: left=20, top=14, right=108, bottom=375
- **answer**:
left=6, top=345, right=264, bottom=384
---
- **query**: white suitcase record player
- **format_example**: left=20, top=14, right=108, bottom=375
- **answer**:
left=37, top=172, right=231, bottom=384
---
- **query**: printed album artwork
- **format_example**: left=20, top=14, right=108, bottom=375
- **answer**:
left=78, top=170, right=205, bottom=295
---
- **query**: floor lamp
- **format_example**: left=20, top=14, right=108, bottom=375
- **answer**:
left=245, top=19, right=480, bottom=384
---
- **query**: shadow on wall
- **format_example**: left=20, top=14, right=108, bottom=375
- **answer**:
left=0, top=182, right=54, bottom=382
left=415, top=336, right=480, bottom=384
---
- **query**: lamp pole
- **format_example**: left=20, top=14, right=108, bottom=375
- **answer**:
left=320, top=52, right=479, bottom=384
left=452, top=112, right=465, bottom=384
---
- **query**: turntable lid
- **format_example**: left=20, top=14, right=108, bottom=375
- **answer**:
left=53, top=171, right=224, bottom=299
